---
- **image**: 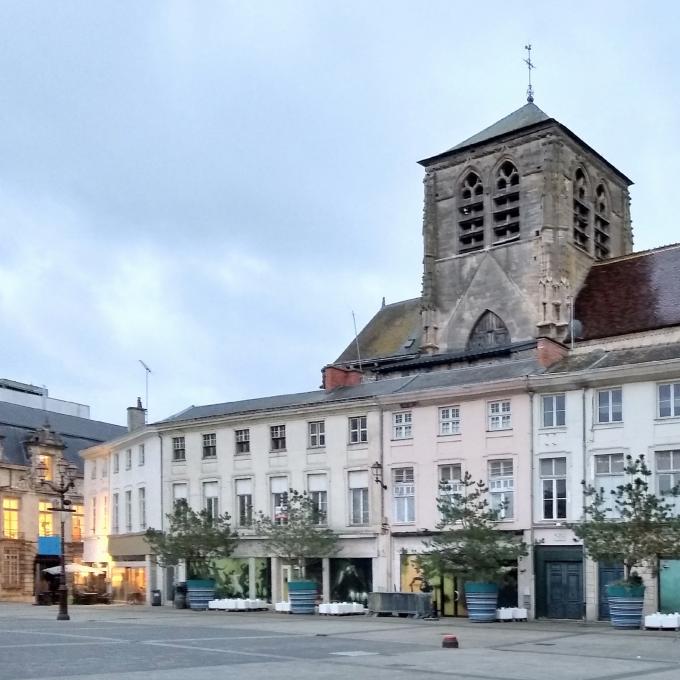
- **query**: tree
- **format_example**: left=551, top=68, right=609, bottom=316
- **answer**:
left=255, top=489, right=340, bottom=578
left=571, top=454, right=680, bottom=585
left=145, top=501, right=239, bottom=579
left=420, top=472, right=527, bottom=582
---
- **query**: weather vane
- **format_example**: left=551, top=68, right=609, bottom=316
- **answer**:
left=524, top=44, right=535, bottom=103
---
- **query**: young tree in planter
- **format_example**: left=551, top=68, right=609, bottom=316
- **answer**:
left=572, top=454, right=680, bottom=586
left=420, top=471, right=527, bottom=620
left=145, top=500, right=239, bottom=579
left=255, top=489, right=340, bottom=579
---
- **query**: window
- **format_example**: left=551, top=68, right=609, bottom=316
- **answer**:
left=594, top=453, right=624, bottom=517
left=307, top=474, right=328, bottom=525
left=91, top=497, right=96, bottom=533
left=90, top=460, right=97, bottom=479
left=2, top=498, right=19, bottom=539
left=492, top=160, right=520, bottom=244
left=172, top=437, right=186, bottom=462
left=348, top=470, right=369, bottom=526
left=203, top=481, right=219, bottom=521
left=348, top=416, right=368, bottom=444
left=2, top=549, right=20, bottom=588
left=659, top=383, right=680, bottom=418
left=597, top=388, right=622, bottom=423
left=38, top=455, right=53, bottom=481
left=101, top=459, right=108, bottom=478
left=172, top=483, right=188, bottom=507
left=573, top=167, right=590, bottom=252
left=458, top=170, right=485, bottom=253
left=393, top=467, right=415, bottom=523
left=439, top=407, right=460, bottom=436
left=541, top=457, right=567, bottom=520
left=202, top=433, right=217, bottom=459
left=235, top=478, right=253, bottom=527
left=270, top=425, right=286, bottom=451
left=111, top=493, right=119, bottom=534
left=138, top=487, right=146, bottom=530
left=113, top=452, right=119, bottom=474
left=138, top=444, right=145, bottom=466
left=308, top=421, right=326, bottom=448
left=468, top=311, right=511, bottom=351
left=489, top=460, right=514, bottom=519
left=439, top=464, right=463, bottom=500
left=270, top=477, right=288, bottom=524
left=39, top=500, right=53, bottom=536
left=657, top=450, right=680, bottom=511
left=102, top=496, right=107, bottom=533
left=72, top=504, right=84, bottom=541
left=488, top=400, right=512, bottom=430
left=392, top=411, right=412, bottom=439
left=542, top=394, right=566, bottom=428
left=235, top=429, right=250, bottom=454
left=125, top=449, right=132, bottom=470
left=594, top=183, right=610, bottom=259
left=124, top=490, right=132, bottom=532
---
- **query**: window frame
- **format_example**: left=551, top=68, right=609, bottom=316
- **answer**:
left=111, top=493, right=119, bottom=534
left=658, top=383, right=680, bottom=419
left=348, top=415, right=368, bottom=444
left=596, top=388, right=623, bottom=424
left=202, top=433, right=217, bottom=459
left=113, top=452, right=119, bottom=474
left=540, top=456, right=567, bottom=520
left=138, top=444, right=145, bottom=467
left=392, top=467, right=415, bottom=524
left=270, top=425, right=287, bottom=452
left=124, top=490, right=132, bottom=532
left=172, top=436, right=186, bottom=462
left=203, top=481, right=219, bottom=521
left=348, top=470, right=369, bottom=526
left=392, top=411, right=413, bottom=440
left=2, top=497, right=20, bottom=539
left=487, top=400, right=512, bottom=431
left=488, top=459, right=515, bottom=520
left=308, top=421, right=326, bottom=449
left=541, top=394, right=566, bottom=428
left=438, top=406, right=461, bottom=436
left=235, top=478, right=253, bottom=527
left=138, top=487, right=146, bottom=530
left=235, top=428, right=251, bottom=455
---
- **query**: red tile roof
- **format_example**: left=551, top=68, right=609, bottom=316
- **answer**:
left=575, top=244, right=680, bottom=340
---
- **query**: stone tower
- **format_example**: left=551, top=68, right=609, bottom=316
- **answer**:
left=419, top=102, right=633, bottom=355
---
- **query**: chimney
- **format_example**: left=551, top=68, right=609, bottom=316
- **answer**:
left=127, top=397, right=146, bottom=432
left=536, top=337, right=569, bottom=368
left=321, top=365, right=363, bottom=390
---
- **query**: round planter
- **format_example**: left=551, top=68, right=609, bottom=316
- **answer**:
left=464, top=582, right=498, bottom=623
left=606, top=583, right=645, bottom=629
left=288, top=579, right=317, bottom=615
left=186, top=579, right=215, bottom=611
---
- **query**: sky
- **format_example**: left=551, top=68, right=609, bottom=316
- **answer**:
left=1, top=1, right=679, bottom=425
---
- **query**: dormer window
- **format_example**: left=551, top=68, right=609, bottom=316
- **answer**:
left=573, top=168, right=591, bottom=253
left=594, top=183, right=610, bottom=259
left=458, top=171, right=485, bottom=253
left=38, top=454, right=53, bottom=482
left=492, top=160, right=520, bottom=245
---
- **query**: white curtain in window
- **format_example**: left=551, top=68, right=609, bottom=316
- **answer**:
left=270, top=476, right=288, bottom=494
left=235, top=478, right=252, bottom=495
left=307, top=474, right=327, bottom=492
left=348, top=470, right=368, bottom=488
left=203, top=481, right=219, bottom=498
left=172, top=483, right=187, bottom=500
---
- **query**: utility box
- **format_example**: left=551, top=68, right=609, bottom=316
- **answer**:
left=368, top=592, right=432, bottom=618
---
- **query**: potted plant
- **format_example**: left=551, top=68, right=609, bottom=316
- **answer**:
left=145, top=500, right=238, bottom=610
left=255, top=489, right=340, bottom=614
left=420, top=472, right=527, bottom=622
left=572, top=454, right=680, bottom=629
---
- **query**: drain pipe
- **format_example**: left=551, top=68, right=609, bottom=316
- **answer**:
left=581, top=386, right=587, bottom=621
left=528, top=381, right=536, bottom=619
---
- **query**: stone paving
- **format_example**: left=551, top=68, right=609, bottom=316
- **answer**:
left=2, top=602, right=680, bottom=679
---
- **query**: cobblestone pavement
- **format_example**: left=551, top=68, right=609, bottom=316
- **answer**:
left=2, top=603, right=680, bottom=680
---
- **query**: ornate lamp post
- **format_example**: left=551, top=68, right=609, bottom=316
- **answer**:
left=36, top=458, right=78, bottom=621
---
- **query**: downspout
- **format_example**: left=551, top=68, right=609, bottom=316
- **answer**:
left=157, top=431, right=165, bottom=593
left=581, top=386, right=587, bottom=620
left=378, top=403, right=391, bottom=591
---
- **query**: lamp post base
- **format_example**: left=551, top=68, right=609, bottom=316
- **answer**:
left=57, top=584, right=70, bottom=621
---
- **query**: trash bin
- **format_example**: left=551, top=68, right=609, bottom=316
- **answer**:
left=151, top=589, right=162, bottom=607
left=173, top=582, right=187, bottom=609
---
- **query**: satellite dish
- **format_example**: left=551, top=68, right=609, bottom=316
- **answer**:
left=566, top=319, right=583, bottom=343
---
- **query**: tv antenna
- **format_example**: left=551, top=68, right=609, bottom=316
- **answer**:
left=138, top=360, right=152, bottom=421
left=524, top=43, right=535, bottom=103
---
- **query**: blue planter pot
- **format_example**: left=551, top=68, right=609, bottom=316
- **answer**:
left=606, top=584, right=645, bottom=629
left=464, top=582, right=498, bottom=623
left=288, top=579, right=317, bottom=615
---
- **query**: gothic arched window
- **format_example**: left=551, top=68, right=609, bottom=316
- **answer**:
left=492, top=160, right=520, bottom=245
left=573, top=168, right=590, bottom=253
left=467, top=310, right=511, bottom=352
left=458, top=171, right=485, bottom=253
left=594, top=183, right=610, bottom=259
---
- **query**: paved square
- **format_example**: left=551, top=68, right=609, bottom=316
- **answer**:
left=2, top=603, right=680, bottom=680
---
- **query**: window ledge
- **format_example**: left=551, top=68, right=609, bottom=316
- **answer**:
left=269, top=449, right=287, bottom=454
left=391, top=437, right=414, bottom=444
left=655, top=416, right=680, bottom=424
left=307, top=447, right=326, bottom=452
left=593, top=422, right=624, bottom=429
left=234, top=452, right=252, bottom=457
left=171, top=460, right=187, bottom=465
left=202, top=457, right=218, bottom=462
left=486, top=429, right=513, bottom=437
left=437, top=433, right=462, bottom=439
left=347, top=442, right=369, bottom=449
left=538, top=426, right=567, bottom=433
left=392, top=521, right=416, bottom=527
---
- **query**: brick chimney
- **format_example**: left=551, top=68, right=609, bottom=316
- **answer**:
left=127, top=397, right=146, bottom=432
left=536, top=337, right=569, bottom=368
left=321, top=365, right=363, bottom=390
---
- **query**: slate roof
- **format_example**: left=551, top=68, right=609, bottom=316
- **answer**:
left=545, top=342, right=680, bottom=374
left=157, top=359, right=541, bottom=425
left=0, top=401, right=125, bottom=470
left=334, top=298, right=422, bottom=365
left=575, top=244, right=680, bottom=341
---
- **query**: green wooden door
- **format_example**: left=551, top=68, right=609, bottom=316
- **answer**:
left=659, top=559, right=680, bottom=613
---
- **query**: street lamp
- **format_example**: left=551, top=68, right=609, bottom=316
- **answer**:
left=36, top=458, right=78, bottom=621
left=370, top=461, right=387, bottom=490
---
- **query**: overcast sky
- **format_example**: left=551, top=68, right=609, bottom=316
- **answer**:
left=1, top=1, right=679, bottom=425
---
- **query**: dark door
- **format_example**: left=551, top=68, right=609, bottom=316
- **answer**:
left=546, top=561, right=582, bottom=619
left=598, top=562, right=624, bottom=620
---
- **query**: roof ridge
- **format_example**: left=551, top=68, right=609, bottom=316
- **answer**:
left=591, top=242, right=680, bottom=265
left=0, top=399, right=124, bottom=429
